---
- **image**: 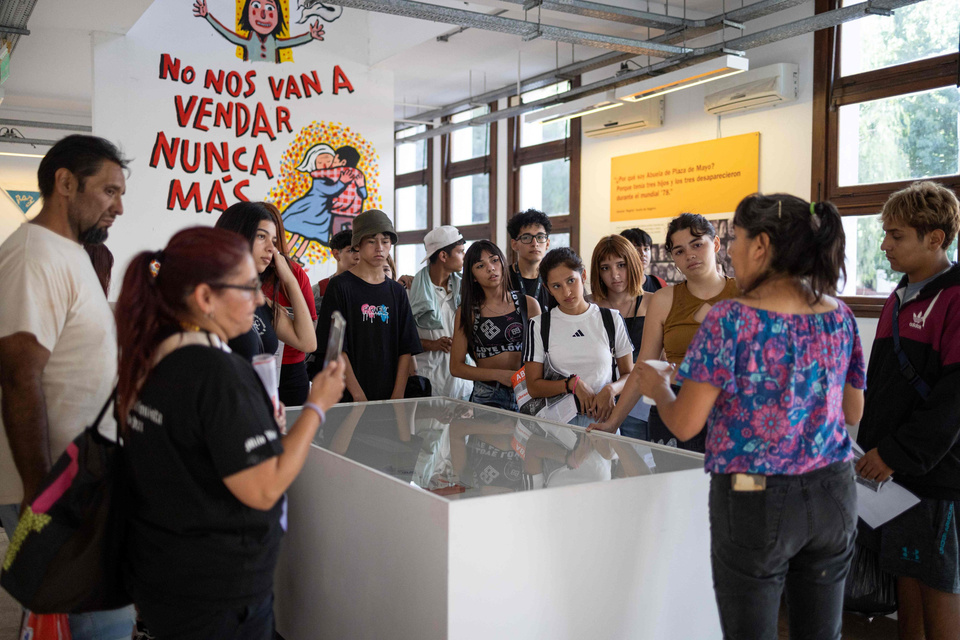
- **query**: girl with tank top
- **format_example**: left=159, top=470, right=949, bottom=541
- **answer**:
left=451, top=240, right=541, bottom=411
left=589, top=235, right=650, bottom=440
left=589, top=213, right=739, bottom=452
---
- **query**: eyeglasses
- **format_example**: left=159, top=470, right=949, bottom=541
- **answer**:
left=210, top=281, right=262, bottom=296
left=518, top=233, right=549, bottom=245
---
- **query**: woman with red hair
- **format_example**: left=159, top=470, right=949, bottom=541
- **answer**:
left=116, top=226, right=344, bottom=639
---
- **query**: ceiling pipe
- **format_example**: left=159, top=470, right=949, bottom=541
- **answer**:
left=328, top=0, right=693, bottom=57
left=395, top=0, right=928, bottom=145
left=0, top=136, right=59, bottom=147
left=495, top=0, right=693, bottom=31
left=394, top=0, right=816, bottom=130
left=0, top=119, right=92, bottom=132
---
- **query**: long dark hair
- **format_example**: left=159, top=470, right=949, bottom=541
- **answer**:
left=115, top=227, right=251, bottom=429
left=215, top=201, right=284, bottom=324
left=733, top=193, right=846, bottom=302
left=459, top=240, right=511, bottom=359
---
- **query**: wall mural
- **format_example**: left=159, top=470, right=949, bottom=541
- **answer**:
left=94, top=0, right=393, bottom=284
left=269, top=121, right=381, bottom=265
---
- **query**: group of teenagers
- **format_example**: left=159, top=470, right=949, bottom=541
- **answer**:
left=1, top=134, right=959, bottom=640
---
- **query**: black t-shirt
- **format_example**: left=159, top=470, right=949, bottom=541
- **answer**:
left=509, top=264, right=551, bottom=311
left=642, top=275, right=665, bottom=294
left=228, top=304, right=279, bottom=360
left=314, top=271, right=422, bottom=401
left=124, top=345, right=284, bottom=608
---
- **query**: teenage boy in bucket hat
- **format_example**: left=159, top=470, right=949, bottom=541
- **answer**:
left=311, top=210, right=422, bottom=401
left=408, top=226, right=471, bottom=401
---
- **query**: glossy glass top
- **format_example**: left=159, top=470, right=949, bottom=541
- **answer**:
left=291, top=398, right=703, bottom=501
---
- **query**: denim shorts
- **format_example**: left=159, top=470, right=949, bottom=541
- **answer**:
left=470, top=380, right=518, bottom=412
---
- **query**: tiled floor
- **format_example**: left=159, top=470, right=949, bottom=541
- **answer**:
left=0, top=528, right=900, bottom=639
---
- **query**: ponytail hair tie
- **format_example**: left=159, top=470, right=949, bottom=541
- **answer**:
left=810, top=202, right=817, bottom=216
left=148, top=250, right=163, bottom=279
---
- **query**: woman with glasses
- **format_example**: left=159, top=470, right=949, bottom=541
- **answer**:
left=215, top=202, right=317, bottom=365
left=116, top=227, right=345, bottom=639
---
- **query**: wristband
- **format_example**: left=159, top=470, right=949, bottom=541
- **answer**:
left=303, top=402, right=326, bottom=425
left=571, top=375, right=580, bottom=396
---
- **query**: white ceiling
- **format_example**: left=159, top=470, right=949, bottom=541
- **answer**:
left=0, top=0, right=762, bottom=123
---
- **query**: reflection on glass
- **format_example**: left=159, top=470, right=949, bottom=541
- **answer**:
left=396, top=125, right=427, bottom=175
left=521, top=81, right=571, bottom=148
left=395, top=184, right=427, bottom=232
left=450, top=106, right=490, bottom=162
left=840, top=0, right=960, bottom=75
left=450, top=173, right=490, bottom=226
left=837, top=86, right=960, bottom=187
left=301, top=398, right=703, bottom=501
left=520, top=159, right=570, bottom=216
left=838, top=214, right=959, bottom=297
left=551, top=232, right=570, bottom=249
left=396, top=244, right=427, bottom=279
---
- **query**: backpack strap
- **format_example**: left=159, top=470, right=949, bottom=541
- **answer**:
left=540, top=308, right=551, bottom=356
left=892, top=292, right=932, bottom=400
left=513, top=290, right=529, bottom=356
left=598, top=307, right=618, bottom=382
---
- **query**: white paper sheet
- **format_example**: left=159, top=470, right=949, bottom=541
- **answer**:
left=850, top=439, right=921, bottom=528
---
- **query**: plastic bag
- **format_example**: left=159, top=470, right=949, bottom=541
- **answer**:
left=843, top=540, right=898, bottom=617
left=20, top=611, right=72, bottom=640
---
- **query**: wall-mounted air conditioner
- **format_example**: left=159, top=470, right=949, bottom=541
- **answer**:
left=583, top=97, right=664, bottom=138
left=703, top=63, right=799, bottom=116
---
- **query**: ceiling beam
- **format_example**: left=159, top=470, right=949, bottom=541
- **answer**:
left=496, top=0, right=692, bottom=31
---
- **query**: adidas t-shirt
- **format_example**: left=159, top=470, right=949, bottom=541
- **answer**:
left=524, top=304, right=633, bottom=396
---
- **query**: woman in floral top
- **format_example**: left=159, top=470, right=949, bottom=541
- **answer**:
left=633, top=194, right=866, bottom=639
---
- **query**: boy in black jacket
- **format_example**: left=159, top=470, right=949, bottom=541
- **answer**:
left=856, top=181, right=960, bottom=639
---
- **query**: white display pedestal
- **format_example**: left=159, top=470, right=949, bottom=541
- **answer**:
left=274, top=399, right=720, bottom=640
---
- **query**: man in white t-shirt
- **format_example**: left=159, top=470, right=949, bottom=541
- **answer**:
left=0, top=135, right=137, bottom=637
left=408, top=225, right=472, bottom=401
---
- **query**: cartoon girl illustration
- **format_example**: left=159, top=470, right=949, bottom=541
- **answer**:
left=193, top=0, right=325, bottom=63
left=283, top=143, right=367, bottom=255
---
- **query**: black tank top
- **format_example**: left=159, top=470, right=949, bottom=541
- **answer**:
left=622, top=295, right=645, bottom=361
left=472, top=291, right=524, bottom=360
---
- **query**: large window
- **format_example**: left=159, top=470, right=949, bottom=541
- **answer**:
left=508, top=81, right=581, bottom=254
left=394, top=124, right=432, bottom=277
left=812, top=0, right=960, bottom=315
left=442, top=103, right=497, bottom=242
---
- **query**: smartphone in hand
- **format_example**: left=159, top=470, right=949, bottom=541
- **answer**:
left=323, top=310, right=346, bottom=370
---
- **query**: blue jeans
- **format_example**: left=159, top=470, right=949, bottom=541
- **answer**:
left=69, top=606, right=137, bottom=640
left=709, top=461, right=856, bottom=640
left=618, top=416, right=648, bottom=440
left=470, top=380, right=518, bottom=412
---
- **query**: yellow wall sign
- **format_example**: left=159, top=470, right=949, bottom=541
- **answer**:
left=610, top=132, right=759, bottom=222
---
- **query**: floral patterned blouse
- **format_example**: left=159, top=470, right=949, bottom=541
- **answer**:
left=676, top=299, right=866, bottom=475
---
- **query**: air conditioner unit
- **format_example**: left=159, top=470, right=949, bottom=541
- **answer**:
left=583, top=97, right=664, bottom=138
left=703, top=63, right=798, bottom=116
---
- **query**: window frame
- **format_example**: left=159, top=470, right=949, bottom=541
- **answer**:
left=394, top=125, right=434, bottom=249
left=440, top=102, right=498, bottom=243
left=811, top=0, right=960, bottom=316
left=506, top=78, right=582, bottom=257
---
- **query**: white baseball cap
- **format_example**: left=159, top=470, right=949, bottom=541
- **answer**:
left=421, top=225, right=463, bottom=263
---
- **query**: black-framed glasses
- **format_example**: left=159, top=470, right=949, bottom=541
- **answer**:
left=210, top=281, right=262, bottom=295
left=518, top=233, right=549, bottom=245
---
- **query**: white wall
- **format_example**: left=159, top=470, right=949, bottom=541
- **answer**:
left=579, top=2, right=815, bottom=255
